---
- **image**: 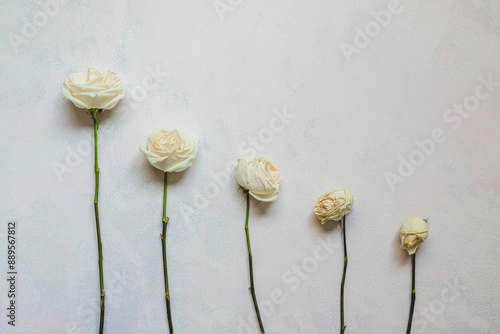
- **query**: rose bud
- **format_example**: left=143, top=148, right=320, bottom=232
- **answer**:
left=236, top=156, right=281, bottom=202
left=313, top=188, right=353, bottom=224
left=399, top=217, right=429, bottom=255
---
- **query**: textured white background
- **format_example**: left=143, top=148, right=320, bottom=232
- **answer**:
left=1, top=0, right=500, bottom=333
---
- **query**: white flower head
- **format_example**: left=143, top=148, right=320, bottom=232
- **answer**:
left=140, top=128, right=200, bottom=172
left=236, top=156, right=281, bottom=202
left=399, top=217, right=429, bottom=255
left=313, top=188, right=353, bottom=224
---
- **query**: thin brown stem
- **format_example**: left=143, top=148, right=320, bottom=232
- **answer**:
left=340, top=216, right=347, bottom=334
left=406, top=253, right=416, bottom=334
left=245, top=192, right=265, bottom=333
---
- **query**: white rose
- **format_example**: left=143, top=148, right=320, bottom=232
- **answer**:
left=399, top=217, right=429, bottom=255
left=139, top=128, right=200, bottom=172
left=61, top=68, right=127, bottom=110
left=313, top=188, right=353, bottom=224
left=236, top=156, right=281, bottom=202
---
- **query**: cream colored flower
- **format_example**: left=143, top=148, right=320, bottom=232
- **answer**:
left=313, top=188, right=353, bottom=224
left=236, top=156, right=281, bottom=202
left=61, top=68, right=127, bottom=110
left=140, top=128, right=200, bottom=172
left=399, top=217, right=429, bottom=255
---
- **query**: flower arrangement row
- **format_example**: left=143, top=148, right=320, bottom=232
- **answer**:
left=62, top=68, right=430, bottom=334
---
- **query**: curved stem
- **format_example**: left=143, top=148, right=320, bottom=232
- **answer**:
left=161, top=172, right=173, bottom=333
left=92, top=110, right=105, bottom=334
left=340, top=216, right=347, bottom=334
left=406, top=253, right=416, bottom=334
left=245, top=192, right=265, bottom=333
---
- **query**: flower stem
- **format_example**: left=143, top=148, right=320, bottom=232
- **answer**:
left=245, top=192, right=265, bottom=333
left=340, top=216, right=347, bottom=334
left=92, top=110, right=105, bottom=334
left=406, top=253, right=416, bottom=334
left=161, top=172, right=173, bottom=333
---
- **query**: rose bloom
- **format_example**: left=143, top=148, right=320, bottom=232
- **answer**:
left=236, top=156, right=281, bottom=202
left=399, top=217, right=429, bottom=255
left=61, top=68, right=127, bottom=110
left=140, top=128, right=200, bottom=172
left=313, top=188, right=353, bottom=224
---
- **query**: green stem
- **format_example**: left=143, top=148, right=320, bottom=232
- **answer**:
left=340, top=216, right=347, bottom=334
left=92, top=109, right=105, bottom=334
left=406, top=253, right=416, bottom=334
left=245, top=192, right=265, bottom=333
left=161, top=172, right=173, bottom=333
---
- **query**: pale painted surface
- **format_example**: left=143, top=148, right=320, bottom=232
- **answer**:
left=0, top=0, right=499, bottom=333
